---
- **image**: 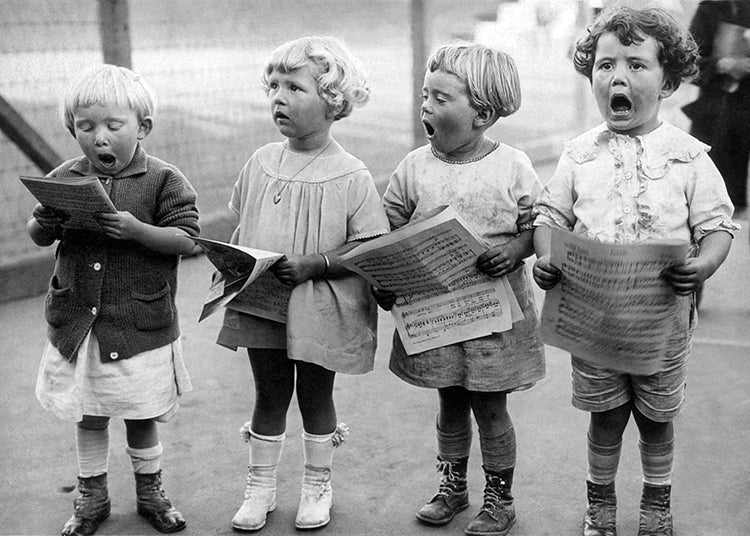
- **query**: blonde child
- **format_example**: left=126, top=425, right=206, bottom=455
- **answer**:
left=377, top=43, right=545, bottom=536
left=29, top=65, right=199, bottom=535
left=532, top=7, right=739, bottom=536
left=216, top=36, right=389, bottom=531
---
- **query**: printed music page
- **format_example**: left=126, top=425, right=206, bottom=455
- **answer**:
left=540, top=228, right=690, bottom=375
left=20, top=175, right=117, bottom=232
left=191, top=237, right=287, bottom=322
left=340, top=205, right=522, bottom=354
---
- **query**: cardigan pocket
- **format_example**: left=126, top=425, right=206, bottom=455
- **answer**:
left=45, top=275, right=75, bottom=328
left=132, top=284, right=173, bottom=331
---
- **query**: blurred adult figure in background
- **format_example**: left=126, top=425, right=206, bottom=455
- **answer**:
left=685, top=0, right=750, bottom=213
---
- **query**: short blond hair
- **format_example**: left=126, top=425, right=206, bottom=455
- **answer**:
left=61, top=64, right=156, bottom=135
left=427, top=44, right=521, bottom=117
left=261, top=35, right=370, bottom=121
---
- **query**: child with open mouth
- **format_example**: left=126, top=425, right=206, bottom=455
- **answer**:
left=533, top=6, right=740, bottom=536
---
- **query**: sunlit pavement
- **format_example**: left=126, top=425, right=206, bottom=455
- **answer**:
left=1, top=164, right=748, bottom=535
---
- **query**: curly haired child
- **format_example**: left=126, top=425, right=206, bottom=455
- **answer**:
left=533, top=7, right=739, bottom=536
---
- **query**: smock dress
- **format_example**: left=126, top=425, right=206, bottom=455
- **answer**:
left=382, top=142, right=546, bottom=392
left=217, top=140, right=389, bottom=374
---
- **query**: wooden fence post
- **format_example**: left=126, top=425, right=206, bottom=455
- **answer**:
left=410, top=0, right=428, bottom=149
left=0, top=94, right=63, bottom=173
left=98, top=0, right=132, bottom=68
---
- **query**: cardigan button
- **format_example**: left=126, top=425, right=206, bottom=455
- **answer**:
left=91, top=307, right=98, bottom=315
left=93, top=262, right=102, bottom=271
left=109, top=352, right=119, bottom=360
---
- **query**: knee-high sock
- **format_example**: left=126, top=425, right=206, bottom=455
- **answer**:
left=479, top=425, right=516, bottom=473
left=126, top=442, right=163, bottom=475
left=77, top=425, right=110, bottom=478
left=639, top=438, right=674, bottom=486
left=437, top=416, right=472, bottom=461
left=587, top=434, right=622, bottom=485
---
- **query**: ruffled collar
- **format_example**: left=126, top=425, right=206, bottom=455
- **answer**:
left=564, top=122, right=709, bottom=166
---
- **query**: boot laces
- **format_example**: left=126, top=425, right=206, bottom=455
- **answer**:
left=435, top=460, right=464, bottom=497
left=479, top=479, right=506, bottom=521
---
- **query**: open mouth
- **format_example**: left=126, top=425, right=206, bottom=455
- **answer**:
left=274, top=111, right=289, bottom=122
left=98, top=154, right=116, bottom=167
left=422, top=120, right=435, bottom=137
left=610, top=94, right=632, bottom=115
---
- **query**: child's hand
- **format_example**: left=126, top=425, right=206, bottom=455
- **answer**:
left=272, top=254, right=322, bottom=286
left=96, top=211, right=144, bottom=240
left=663, top=258, right=712, bottom=296
left=32, top=203, right=68, bottom=230
left=371, top=286, right=397, bottom=311
left=476, top=245, right=520, bottom=278
left=533, top=255, right=561, bottom=290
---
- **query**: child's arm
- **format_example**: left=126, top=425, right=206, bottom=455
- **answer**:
left=532, top=225, right=562, bottom=290
left=27, top=204, right=68, bottom=246
left=95, top=211, right=196, bottom=256
left=476, top=229, right=534, bottom=277
left=663, top=231, right=732, bottom=296
left=271, top=242, right=361, bottom=287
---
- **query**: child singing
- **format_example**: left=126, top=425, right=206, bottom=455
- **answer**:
left=29, top=65, right=200, bottom=535
left=215, top=36, right=389, bottom=531
left=378, top=43, right=545, bottom=536
left=533, top=6, right=739, bottom=536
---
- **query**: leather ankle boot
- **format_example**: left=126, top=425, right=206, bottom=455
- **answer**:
left=61, top=473, right=111, bottom=536
left=134, top=470, right=186, bottom=533
left=464, top=467, right=515, bottom=536
left=416, top=457, right=470, bottom=526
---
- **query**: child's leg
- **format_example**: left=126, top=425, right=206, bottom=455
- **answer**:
left=125, top=418, right=186, bottom=533
left=62, top=416, right=111, bottom=536
left=232, top=430, right=285, bottom=531
left=465, top=391, right=516, bottom=536
left=631, top=350, right=686, bottom=536
left=248, top=348, right=296, bottom=435
left=633, top=410, right=675, bottom=536
left=293, top=361, right=340, bottom=529
left=416, top=386, right=472, bottom=526
left=583, top=404, right=631, bottom=536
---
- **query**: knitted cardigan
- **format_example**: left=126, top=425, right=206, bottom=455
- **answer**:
left=44, top=144, right=200, bottom=362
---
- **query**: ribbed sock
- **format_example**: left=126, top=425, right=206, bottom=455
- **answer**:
left=479, top=425, right=516, bottom=473
left=126, top=442, right=163, bottom=474
left=639, top=438, right=674, bottom=486
left=76, top=424, right=110, bottom=478
left=587, top=434, right=622, bottom=485
left=436, top=415, right=472, bottom=461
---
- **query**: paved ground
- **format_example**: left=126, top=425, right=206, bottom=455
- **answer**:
left=1, top=198, right=748, bottom=535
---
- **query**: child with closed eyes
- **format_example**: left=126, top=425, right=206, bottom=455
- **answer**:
left=533, top=6, right=739, bottom=536
left=29, top=64, right=199, bottom=536
left=377, top=43, right=545, bottom=536
left=215, top=36, right=389, bottom=532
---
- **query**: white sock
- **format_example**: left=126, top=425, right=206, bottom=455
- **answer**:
left=126, top=442, right=163, bottom=474
left=77, top=425, right=110, bottom=478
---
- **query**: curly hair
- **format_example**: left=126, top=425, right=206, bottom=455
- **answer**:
left=261, top=35, right=370, bottom=121
left=573, top=6, right=699, bottom=90
left=427, top=43, right=521, bottom=117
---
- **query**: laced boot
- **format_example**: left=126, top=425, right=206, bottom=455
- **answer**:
left=638, top=484, right=673, bottom=536
left=294, top=425, right=348, bottom=530
left=61, top=473, right=111, bottom=536
left=134, top=470, right=186, bottom=533
left=231, top=430, right=284, bottom=531
left=416, top=457, right=469, bottom=526
left=583, top=480, right=617, bottom=536
left=464, top=468, right=515, bottom=536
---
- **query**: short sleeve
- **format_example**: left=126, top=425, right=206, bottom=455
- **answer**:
left=512, top=151, right=543, bottom=231
left=686, top=151, right=740, bottom=242
left=382, top=158, right=415, bottom=230
left=346, top=170, right=390, bottom=242
left=533, top=153, right=577, bottom=231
